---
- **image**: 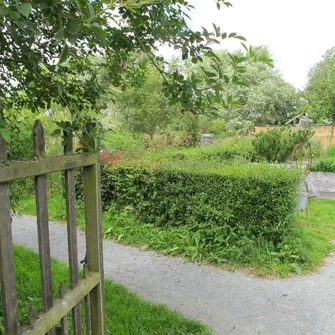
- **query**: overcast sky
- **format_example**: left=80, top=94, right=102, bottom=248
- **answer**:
left=160, top=0, right=335, bottom=90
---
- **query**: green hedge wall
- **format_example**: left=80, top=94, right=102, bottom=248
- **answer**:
left=77, top=162, right=301, bottom=244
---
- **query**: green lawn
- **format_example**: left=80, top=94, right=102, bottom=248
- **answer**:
left=2, top=245, right=210, bottom=334
left=17, top=195, right=335, bottom=277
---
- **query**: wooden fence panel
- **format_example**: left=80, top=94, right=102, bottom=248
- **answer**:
left=0, top=120, right=106, bottom=334
left=0, top=136, right=19, bottom=334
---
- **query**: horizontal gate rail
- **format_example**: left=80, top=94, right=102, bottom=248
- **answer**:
left=0, top=154, right=96, bottom=183
left=19, top=272, right=100, bottom=335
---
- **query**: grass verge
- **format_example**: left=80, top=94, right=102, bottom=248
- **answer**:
left=16, top=195, right=335, bottom=277
left=1, top=245, right=210, bottom=334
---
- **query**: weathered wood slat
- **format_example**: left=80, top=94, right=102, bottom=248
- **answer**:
left=83, top=124, right=106, bottom=334
left=0, top=153, right=96, bottom=183
left=19, top=272, right=100, bottom=335
left=0, top=135, right=19, bottom=334
left=63, top=130, right=82, bottom=335
left=56, top=283, right=68, bottom=335
left=83, top=265, right=92, bottom=335
left=33, top=121, right=55, bottom=335
left=28, top=306, right=36, bottom=326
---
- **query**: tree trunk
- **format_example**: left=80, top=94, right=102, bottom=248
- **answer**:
left=329, top=118, right=335, bottom=147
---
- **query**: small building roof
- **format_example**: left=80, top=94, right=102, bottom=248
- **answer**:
left=285, top=113, right=305, bottom=126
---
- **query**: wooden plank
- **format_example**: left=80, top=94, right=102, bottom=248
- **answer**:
left=63, top=130, right=82, bottom=335
left=83, top=265, right=92, bottom=335
left=57, top=283, right=68, bottom=335
left=83, top=125, right=106, bottom=334
left=0, top=135, right=19, bottom=334
left=28, top=306, right=37, bottom=326
left=19, top=272, right=100, bottom=335
left=33, top=121, right=55, bottom=335
left=0, top=153, right=96, bottom=183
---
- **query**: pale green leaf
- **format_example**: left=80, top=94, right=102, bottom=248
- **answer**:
left=58, top=44, right=69, bottom=64
left=234, top=35, right=247, bottom=41
left=16, top=3, right=32, bottom=18
left=0, top=128, right=11, bottom=143
left=91, top=22, right=106, bottom=43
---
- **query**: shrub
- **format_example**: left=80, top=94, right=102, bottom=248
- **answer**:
left=181, top=132, right=201, bottom=148
left=253, top=128, right=300, bottom=163
left=226, top=118, right=254, bottom=136
left=76, top=161, right=301, bottom=245
left=310, top=145, right=335, bottom=172
left=323, top=144, right=335, bottom=158
left=309, top=138, right=324, bottom=159
left=311, top=158, right=335, bottom=173
left=168, top=137, right=254, bottom=163
left=205, top=119, right=226, bottom=135
left=103, top=131, right=144, bottom=153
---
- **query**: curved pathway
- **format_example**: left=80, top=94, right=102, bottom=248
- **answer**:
left=12, top=215, right=335, bottom=335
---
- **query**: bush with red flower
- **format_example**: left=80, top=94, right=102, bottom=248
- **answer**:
left=99, top=150, right=132, bottom=165
left=182, top=132, right=201, bottom=148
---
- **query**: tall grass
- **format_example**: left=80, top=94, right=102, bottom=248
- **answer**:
left=2, top=246, right=210, bottom=334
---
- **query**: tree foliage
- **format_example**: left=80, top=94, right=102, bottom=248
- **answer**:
left=222, top=47, right=297, bottom=126
left=112, top=63, right=175, bottom=140
left=306, top=47, right=335, bottom=124
left=181, top=47, right=295, bottom=129
left=0, top=0, right=266, bottom=140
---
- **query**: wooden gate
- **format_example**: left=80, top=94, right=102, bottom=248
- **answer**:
left=0, top=120, right=106, bottom=334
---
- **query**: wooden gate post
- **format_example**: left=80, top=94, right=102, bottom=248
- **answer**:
left=0, top=135, right=19, bottom=334
left=83, top=123, right=106, bottom=334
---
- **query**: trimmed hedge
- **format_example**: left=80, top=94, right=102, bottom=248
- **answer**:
left=77, top=161, right=301, bottom=244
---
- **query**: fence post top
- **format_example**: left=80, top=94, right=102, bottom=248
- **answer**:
left=33, top=119, right=45, bottom=158
left=0, top=135, right=7, bottom=162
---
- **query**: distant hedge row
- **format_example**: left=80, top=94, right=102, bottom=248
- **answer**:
left=311, top=158, right=335, bottom=173
left=76, top=161, right=301, bottom=244
left=310, top=145, right=335, bottom=172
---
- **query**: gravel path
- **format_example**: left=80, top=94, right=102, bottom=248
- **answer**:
left=12, top=215, right=335, bottom=335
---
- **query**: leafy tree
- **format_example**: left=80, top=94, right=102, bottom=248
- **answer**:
left=0, top=0, right=263, bottom=143
left=225, top=47, right=297, bottom=126
left=111, top=64, right=175, bottom=141
left=306, top=47, right=335, bottom=145
left=191, top=47, right=295, bottom=127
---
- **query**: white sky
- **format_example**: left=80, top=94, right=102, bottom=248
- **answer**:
left=160, top=0, right=335, bottom=90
